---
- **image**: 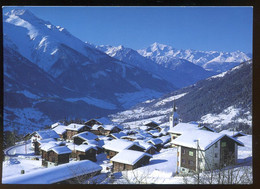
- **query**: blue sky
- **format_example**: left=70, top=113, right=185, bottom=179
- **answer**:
left=3, top=6, right=253, bottom=53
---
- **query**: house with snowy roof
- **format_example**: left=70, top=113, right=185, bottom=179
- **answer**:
left=72, top=131, right=99, bottom=145
left=135, top=140, right=157, bottom=155
left=68, top=144, right=97, bottom=162
left=90, top=124, right=121, bottom=136
left=83, top=140, right=105, bottom=154
left=103, top=139, right=145, bottom=159
left=219, top=129, right=246, bottom=138
left=85, top=117, right=112, bottom=127
left=148, top=130, right=163, bottom=138
left=30, top=129, right=60, bottom=142
left=2, top=160, right=102, bottom=184
left=51, top=122, right=63, bottom=129
left=168, top=122, right=201, bottom=141
left=111, top=150, right=152, bottom=172
left=147, top=138, right=163, bottom=151
left=121, top=134, right=145, bottom=141
left=171, top=129, right=244, bottom=174
left=52, top=125, right=67, bottom=139
left=144, top=121, right=159, bottom=130
left=65, top=123, right=91, bottom=140
left=109, top=132, right=127, bottom=140
left=41, top=145, right=72, bottom=167
left=33, top=138, right=61, bottom=155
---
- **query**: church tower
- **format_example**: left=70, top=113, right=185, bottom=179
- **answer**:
left=169, top=99, right=179, bottom=129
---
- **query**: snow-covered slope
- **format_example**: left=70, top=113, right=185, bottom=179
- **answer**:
left=138, top=42, right=251, bottom=72
left=110, top=60, right=252, bottom=133
left=97, top=45, right=215, bottom=88
left=3, top=9, right=178, bottom=133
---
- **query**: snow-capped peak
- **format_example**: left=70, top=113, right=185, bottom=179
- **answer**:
left=138, top=42, right=252, bottom=73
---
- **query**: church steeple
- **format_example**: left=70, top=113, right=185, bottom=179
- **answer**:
left=169, top=99, right=179, bottom=129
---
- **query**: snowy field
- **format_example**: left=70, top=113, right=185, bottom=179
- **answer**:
left=2, top=134, right=252, bottom=184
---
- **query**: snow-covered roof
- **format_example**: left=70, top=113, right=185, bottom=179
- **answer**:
left=51, top=122, right=62, bottom=129
left=147, top=138, right=163, bottom=145
left=103, top=125, right=116, bottom=131
left=91, top=124, right=102, bottom=130
left=121, top=135, right=144, bottom=140
left=2, top=160, right=102, bottom=184
left=52, top=125, right=67, bottom=135
left=144, top=121, right=159, bottom=126
left=219, top=130, right=246, bottom=137
left=158, top=135, right=171, bottom=145
left=74, top=144, right=97, bottom=152
left=199, top=125, right=217, bottom=132
left=168, top=123, right=200, bottom=134
left=41, top=142, right=59, bottom=151
left=172, top=129, right=244, bottom=150
left=148, top=130, right=162, bottom=137
left=35, top=130, right=60, bottom=140
left=37, top=138, right=56, bottom=145
left=103, top=139, right=144, bottom=152
left=50, top=146, right=72, bottom=154
left=111, top=149, right=152, bottom=165
left=134, top=140, right=155, bottom=151
left=109, top=132, right=127, bottom=139
left=72, top=131, right=98, bottom=141
left=139, top=126, right=150, bottom=131
left=66, top=123, right=87, bottom=131
left=86, top=117, right=113, bottom=125
left=83, top=139, right=98, bottom=146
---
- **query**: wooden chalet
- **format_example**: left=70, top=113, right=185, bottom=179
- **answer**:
left=120, top=134, right=144, bottom=142
left=85, top=117, right=112, bottom=127
left=33, top=138, right=57, bottom=155
left=65, top=123, right=91, bottom=140
left=148, top=130, right=163, bottom=138
left=147, top=138, right=163, bottom=152
left=70, top=144, right=97, bottom=162
left=51, top=122, right=63, bottom=129
left=52, top=125, right=67, bottom=139
left=172, top=129, right=244, bottom=173
left=72, top=131, right=99, bottom=145
left=91, top=124, right=122, bottom=136
left=41, top=145, right=72, bottom=167
left=103, top=139, right=146, bottom=159
left=135, top=140, right=157, bottom=155
left=144, top=121, right=159, bottom=130
left=108, top=132, right=127, bottom=140
left=111, top=150, right=152, bottom=172
left=30, top=129, right=60, bottom=143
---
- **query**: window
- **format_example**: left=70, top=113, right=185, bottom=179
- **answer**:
left=182, top=159, right=186, bottom=164
left=215, top=143, right=218, bottom=148
left=215, top=153, right=218, bottom=158
left=189, top=160, right=194, bottom=165
left=221, top=142, right=227, bottom=147
left=182, top=148, right=186, bottom=154
left=189, top=151, right=194, bottom=156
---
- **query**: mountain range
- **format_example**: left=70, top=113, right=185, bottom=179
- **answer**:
left=3, top=9, right=252, bottom=134
left=111, top=60, right=252, bottom=133
left=138, top=42, right=251, bottom=73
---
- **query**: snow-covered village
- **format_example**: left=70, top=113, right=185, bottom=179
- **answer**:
left=2, top=7, right=253, bottom=185
left=2, top=102, right=252, bottom=184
